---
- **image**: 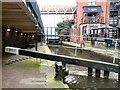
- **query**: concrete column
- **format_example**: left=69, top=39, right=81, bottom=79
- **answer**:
left=88, top=67, right=93, bottom=77
left=104, top=70, right=109, bottom=79
left=95, top=69, right=100, bottom=77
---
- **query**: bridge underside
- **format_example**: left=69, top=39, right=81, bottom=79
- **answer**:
left=2, top=1, right=43, bottom=52
left=2, top=2, right=42, bottom=34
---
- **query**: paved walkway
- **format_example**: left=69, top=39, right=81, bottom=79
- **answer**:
left=62, top=41, right=120, bottom=60
left=2, top=44, right=69, bottom=88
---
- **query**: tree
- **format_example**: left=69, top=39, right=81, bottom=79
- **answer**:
left=55, top=19, right=74, bottom=35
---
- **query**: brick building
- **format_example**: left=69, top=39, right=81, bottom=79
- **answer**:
left=70, top=0, right=110, bottom=44
left=109, top=1, right=118, bottom=27
left=117, top=1, right=120, bottom=38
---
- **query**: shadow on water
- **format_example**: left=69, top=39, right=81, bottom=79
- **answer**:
left=49, top=45, right=120, bottom=89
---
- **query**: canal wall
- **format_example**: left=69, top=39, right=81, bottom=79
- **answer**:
left=62, top=41, right=120, bottom=64
left=3, top=44, right=69, bottom=88
left=27, top=44, right=69, bottom=88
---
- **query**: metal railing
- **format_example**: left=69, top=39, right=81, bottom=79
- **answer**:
left=81, top=16, right=104, bottom=24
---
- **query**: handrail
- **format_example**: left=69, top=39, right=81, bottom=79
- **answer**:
left=81, top=16, right=104, bottom=24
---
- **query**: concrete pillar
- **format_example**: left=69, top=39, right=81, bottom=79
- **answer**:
left=118, top=73, right=120, bottom=81
left=95, top=69, right=100, bottom=77
left=88, top=67, right=93, bottom=77
left=104, top=70, right=109, bottom=79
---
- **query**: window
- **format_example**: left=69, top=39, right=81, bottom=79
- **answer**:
left=88, top=14, right=96, bottom=23
left=88, top=0, right=96, bottom=6
left=82, top=26, right=87, bottom=35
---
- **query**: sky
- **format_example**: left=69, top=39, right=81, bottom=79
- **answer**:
left=37, top=0, right=76, bottom=6
left=36, top=0, right=76, bottom=38
left=36, top=0, right=76, bottom=27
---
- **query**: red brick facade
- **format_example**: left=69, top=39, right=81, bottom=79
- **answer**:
left=70, top=0, right=110, bottom=44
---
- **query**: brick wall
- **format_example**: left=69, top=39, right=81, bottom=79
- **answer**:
left=70, top=0, right=110, bottom=44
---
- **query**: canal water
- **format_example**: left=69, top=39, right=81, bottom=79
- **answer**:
left=49, top=45, right=120, bottom=89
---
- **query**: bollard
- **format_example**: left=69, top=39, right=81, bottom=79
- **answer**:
left=88, top=67, right=93, bottom=77
left=95, top=69, right=100, bottom=77
left=104, top=70, right=109, bottom=79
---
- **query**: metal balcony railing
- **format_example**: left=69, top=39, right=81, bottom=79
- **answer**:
left=81, top=16, right=104, bottom=24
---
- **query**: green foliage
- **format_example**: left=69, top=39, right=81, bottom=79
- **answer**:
left=55, top=19, right=74, bottom=35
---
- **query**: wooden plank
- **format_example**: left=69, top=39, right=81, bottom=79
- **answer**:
left=2, top=3, right=20, bottom=9
left=2, top=14, right=29, bottom=19
left=3, top=21, right=34, bottom=26
left=3, top=18, right=31, bottom=22
left=2, top=9, right=23, bottom=12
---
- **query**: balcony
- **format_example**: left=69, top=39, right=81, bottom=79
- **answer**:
left=81, top=16, right=104, bottom=24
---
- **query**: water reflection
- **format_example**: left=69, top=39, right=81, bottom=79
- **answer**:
left=49, top=45, right=120, bottom=88
left=65, top=75, right=119, bottom=88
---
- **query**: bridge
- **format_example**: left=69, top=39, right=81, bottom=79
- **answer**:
left=5, top=46, right=120, bottom=81
left=2, top=0, right=44, bottom=33
left=40, top=5, right=76, bottom=14
left=2, top=0, right=44, bottom=52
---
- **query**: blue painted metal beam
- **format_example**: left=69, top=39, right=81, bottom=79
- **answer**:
left=23, top=0, right=44, bottom=32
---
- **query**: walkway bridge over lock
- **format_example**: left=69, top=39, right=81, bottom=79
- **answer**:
left=5, top=47, right=120, bottom=81
left=40, top=5, right=76, bottom=15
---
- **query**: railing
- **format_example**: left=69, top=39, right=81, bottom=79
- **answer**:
left=81, top=16, right=104, bottom=24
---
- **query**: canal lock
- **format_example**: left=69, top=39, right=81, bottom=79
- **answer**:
left=49, top=46, right=120, bottom=88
